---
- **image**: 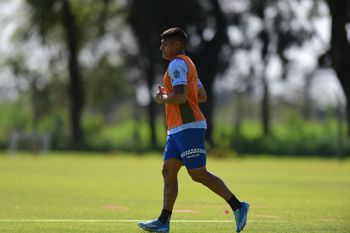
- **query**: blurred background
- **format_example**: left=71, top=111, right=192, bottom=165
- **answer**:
left=0, top=0, right=349, bottom=157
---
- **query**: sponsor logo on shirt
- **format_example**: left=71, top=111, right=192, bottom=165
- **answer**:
left=173, top=70, right=180, bottom=79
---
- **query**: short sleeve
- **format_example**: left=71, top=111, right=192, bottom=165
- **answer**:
left=198, top=78, right=203, bottom=88
left=168, top=58, right=188, bottom=87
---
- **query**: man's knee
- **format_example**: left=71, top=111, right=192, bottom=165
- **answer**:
left=188, top=169, right=207, bottom=183
left=190, top=173, right=203, bottom=183
left=162, top=163, right=179, bottom=182
left=162, top=166, right=170, bottom=179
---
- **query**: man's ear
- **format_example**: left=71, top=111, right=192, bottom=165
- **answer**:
left=175, top=40, right=182, bottom=50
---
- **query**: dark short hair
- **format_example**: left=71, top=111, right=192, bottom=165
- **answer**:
left=161, top=27, right=188, bottom=44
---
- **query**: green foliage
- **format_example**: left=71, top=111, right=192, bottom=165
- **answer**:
left=0, top=99, right=348, bottom=156
left=84, top=117, right=167, bottom=152
left=49, top=113, right=350, bottom=156
left=22, top=0, right=63, bottom=41
left=37, top=108, right=70, bottom=149
left=21, top=0, right=124, bottom=45
left=227, top=119, right=350, bottom=156
left=84, top=57, right=132, bottom=114
left=0, top=103, right=31, bottom=148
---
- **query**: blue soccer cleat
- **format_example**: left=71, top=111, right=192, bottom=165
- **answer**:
left=234, top=201, right=249, bottom=232
left=137, top=219, right=170, bottom=233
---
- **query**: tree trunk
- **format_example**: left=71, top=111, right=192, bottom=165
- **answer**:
left=145, top=64, right=158, bottom=149
left=260, top=29, right=270, bottom=137
left=193, top=0, right=229, bottom=147
left=347, top=102, right=350, bottom=138
left=327, top=0, right=350, bottom=138
left=199, top=82, right=215, bottom=146
left=303, top=72, right=314, bottom=120
left=62, top=0, right=84, bottom=144
left=261, top=74, right=270, bottom=137
left=132, top=81, right=142, bottom=154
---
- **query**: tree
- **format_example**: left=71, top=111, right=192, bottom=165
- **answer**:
left=252, top=0, right=271, bottom=137
left=61, top=0, right=84, bottom=144
left=190, top=0, right=231, bottom=146
left=5, top=55, right=50, bottom=132
left=21, top=0, right=84, bottom=145
left=326, top=0, right=350, bottom=137
left=227, top=0, right=315, bottom=137
left=19, top=0, right=124, bottom=146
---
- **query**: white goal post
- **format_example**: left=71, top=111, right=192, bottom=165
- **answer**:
left=8, top=131, right=51, bottom=155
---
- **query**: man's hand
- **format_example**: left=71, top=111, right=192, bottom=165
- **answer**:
left=154, top=85, right=166, bottom=104
left=154, top=84, right=188, bottom=104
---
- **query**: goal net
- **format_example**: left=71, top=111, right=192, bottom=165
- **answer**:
left=8, top=131, right=51, bottom=155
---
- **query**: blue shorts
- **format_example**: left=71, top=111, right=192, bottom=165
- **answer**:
left=164, top=128, right=206, bottom=169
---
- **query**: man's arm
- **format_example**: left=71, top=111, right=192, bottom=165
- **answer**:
left=154, top=84, right=188, bottom=104
left=198, top=86, right=207, bottom=103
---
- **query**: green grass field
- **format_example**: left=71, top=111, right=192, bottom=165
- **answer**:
left=0, top=153, right=349, bottom=233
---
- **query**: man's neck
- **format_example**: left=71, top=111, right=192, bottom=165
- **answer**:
left=169, top=51, right=185, bottom=61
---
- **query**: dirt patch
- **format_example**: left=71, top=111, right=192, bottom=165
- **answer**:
left=173, top=209, right=196, bottom=213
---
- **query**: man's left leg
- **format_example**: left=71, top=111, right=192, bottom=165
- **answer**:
left=187, top=166, right=249, bottom=232
left=187, top=166, right=239, bottom=205
left=173, top=127, right=248, bottom=232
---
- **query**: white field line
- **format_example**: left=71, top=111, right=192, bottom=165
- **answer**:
left=0, top=219, right=286, bottom=223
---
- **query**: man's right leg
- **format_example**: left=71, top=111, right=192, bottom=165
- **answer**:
left=187, top=167, right=249, bottom=233
left=161, top=158, right=183, bottom=211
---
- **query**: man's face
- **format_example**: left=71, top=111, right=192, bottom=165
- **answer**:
left=159, top=38, right=179, bottom=60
